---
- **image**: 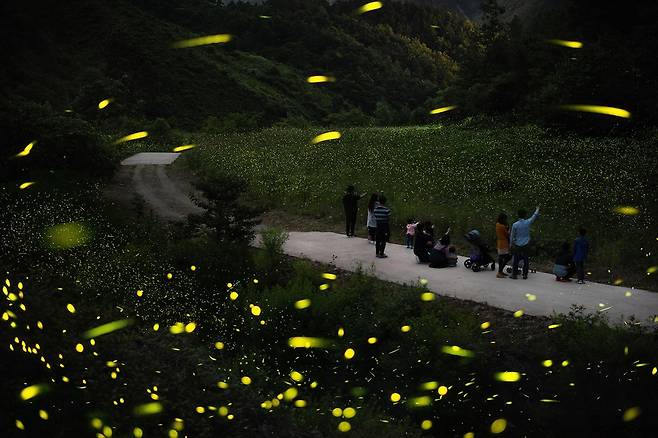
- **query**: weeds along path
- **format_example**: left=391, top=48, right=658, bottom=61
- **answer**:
left=114, top=153, right=658, bottom=326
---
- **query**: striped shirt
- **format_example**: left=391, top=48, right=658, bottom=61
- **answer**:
left=373, top=205, right=391, bottom=224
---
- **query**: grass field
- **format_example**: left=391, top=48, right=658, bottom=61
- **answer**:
left=184, top=123, right=658, bottom=289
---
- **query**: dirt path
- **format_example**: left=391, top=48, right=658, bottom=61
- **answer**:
left=113, top=152, right=658, bottom=326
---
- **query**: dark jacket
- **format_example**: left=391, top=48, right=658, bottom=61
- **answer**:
left=342, top=193, right=362, bottom=212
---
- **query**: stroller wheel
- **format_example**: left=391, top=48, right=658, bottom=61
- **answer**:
left=464, top=260, right=472, bottom=269
left=491, top=263, right=496, bottom=271
left=472, top=264, right=481, bottom=272
left=505, top=266, right=513, bottom=275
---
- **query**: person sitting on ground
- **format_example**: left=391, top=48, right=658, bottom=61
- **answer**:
left=573, top=227, right=590, bottom=284
left=404, top=218, right=418, bottom=249
left=366, top=193, right=379, bottom=244
left=553, top=241, right=576, bottom=282
left=413, top=222, right=434, bottom=263
left=429, top=228, right=455, bottom=268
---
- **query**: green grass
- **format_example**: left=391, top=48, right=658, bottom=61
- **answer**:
left=184, top=123, right=658, bottom=289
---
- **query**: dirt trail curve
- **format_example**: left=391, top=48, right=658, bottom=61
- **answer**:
left=112, top=153, right=658, bottom=326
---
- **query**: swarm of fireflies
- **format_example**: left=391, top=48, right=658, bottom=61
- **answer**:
left=560, top=105, right=631, bottom=119
left=311, top=131, right=341, bottom=144
left=356, top=1, right=383, bottom=14
left=173, top=34, right=232, bottom=48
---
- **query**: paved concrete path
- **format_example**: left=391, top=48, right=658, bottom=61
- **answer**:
left=284, top=231, right=658, bottom=326
left=113, top=153, right=658, bottom=326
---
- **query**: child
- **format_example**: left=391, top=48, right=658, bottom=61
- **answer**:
left=404, top=218, right=418, bottom=249
left=553, top=241, right=575, bottom=282
left=366, top=194, right=379, bottom=244
left=573, top=227, right=590, bottom=284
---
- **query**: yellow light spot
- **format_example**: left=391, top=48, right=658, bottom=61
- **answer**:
left=390, top=392, right=401, bottom=402
left=441, top=345, right=474, bottom=357
left=429, top=105, right=457, bottom=115
left=218, top=406, right=229, bottom=416
left=115, top=131, right=148, bottom=144
left=91, top=418, right=103, bottom=429
left=651, top=367, right=656, bottom=375
left=215, top=341, right=224, bottom=350
left=548, top=324, right=562, bottom=329
left=332, top=407, right=343, bottom=417
left=311, top=131, right=341, bottom=144
left=560, top=105, right=631, bottom=119
left=421, top=420, right=433, bottom=430
left=322, top=273, right=338, bottom=280
left=491, top=418, right=507, bottom=434
left=241, top=376, right=252, bottom=385
left=167, top=273, right=173, bottom=280
left=319, top=283, right=330, bottom=291
left=173, top=34, right=232, bottom=48
left=525, top=293, right=537, bottom=301
left=39, top=409, right=48, bottom=420
left=217, top=381, right=229, bottom=389
left=229, top=291, right=239, bottom=300
left=622, top=407, right=641, bottom=422
left=283, top=387, right=298, bottom=401
left=290, top=371, right=304, bottom=382
left=15, top=141, right=36, bottom=157
left=294, top=299, right=311, bottom=309
left=190, top=265, right=196, bottom=271
left=310, top=381, right=318, bottom=388
left=15, top=420, right=25, bottom=430
left=625, top=291, right=632, bottom=297
left=20, top=384, right=47, bottom=400
left=66, top=303, right=76, bottom=314
left=98, top=99, right=113, bottom=109
left=344, top=348, right=355, bottom=359
left=401, top=325, right=411, bottom=333
left=338, top=421, right=351, bottom=432
left=480, top=321, right=491, bottom=329
left=547, top=39, right=583, bottom=49
left=464, top=433, right=475, bottom=438
left=196, top=406, right=206, bottom=413
left=438, top=385, right=448, bottom=396
left=356, top=1, right=383, bottom=14
left=343, top=407, right=356, bottom=418
left=367, top=337, right=377, bottom=344
left=294, top=399, right=307, bottom=408
left=185, top=322, right=196, bottom=333
left=169, top=430, right=178, bottom=438
left=542, top=360, right=553, bottom=367
left=613, top=278, right=624, bottom=285
left=494, top=371, right=521, bottom=382
left=647, top=266, right=657, bottom=275
left=288, top=337, right=329, bottom=348
left=84, top=319, right=133, bottom=338
left=134, top=402, right=163, bottom=416
left=133, top=427, right=144, bottom=438
left=513, top=310, right=524, bottom=318
left=19, top=181, right=36, bottom=190
left=307, top=76, right=336, bottom=84
left=251, top=305, right=262, bottom=316
left=261, top=400, right=272, bottom=409
left=137, top=290, right=143, bottom=297
left=153, top=323, right=160, bottom=331
left=173, top=144, right=196, bottom=153
left=169, top=323, right=185, bottom=334
left=420, top=292, right=435, bottom=301
left=75, top=343, right=84, bottom=353
left=409, top=396, right=432, bottom=407
left=338, top=327, right=345, bottom=337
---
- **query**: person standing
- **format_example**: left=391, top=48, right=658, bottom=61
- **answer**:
left=366, top=193, right=379, bottom=244
left=373, top=195, right=391, bottom=258
left=495, top=213, right=511, bottom=278
left=404, top=218, right=418, bottom=249
left=510, top=206, right=540, bottom=279
left=573, top=227, right=590, bottom=284
left=342, top=185, right=364, bottom=237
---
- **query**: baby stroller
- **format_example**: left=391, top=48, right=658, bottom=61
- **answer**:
left=463, top=230, right=496, bottom=272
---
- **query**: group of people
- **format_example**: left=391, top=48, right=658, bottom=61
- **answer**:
left=343, top=186, right=590, bottom=283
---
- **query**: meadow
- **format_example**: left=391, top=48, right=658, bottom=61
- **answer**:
left=185, top=123, right=658, bottom=289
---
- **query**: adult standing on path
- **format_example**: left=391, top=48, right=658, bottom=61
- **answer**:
left=366, top=193, right=379, bottom=244
left=510, top=206, right=540, bottom=279
left=373, top=195, right=392, bottom=258
left=496, top=213, right=511, bottom=278
left=342, top=185, right=364, bottom=238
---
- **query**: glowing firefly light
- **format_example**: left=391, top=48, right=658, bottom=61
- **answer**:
left=390, top=392, right=401, bottom=402
left=322, top=273, right=337, bottom=280
left=441, top=345, right=474, bottom=357
left=311, top=131, right=341, bottom=144
left=288, top=337, right=329, bottom=348
left=307, top=76, right=336, bottom=84
left=75, top=343, right=84, bottom=353
left=356, top=1, right=383, bottom=14
left=367, top=337, right=377, bottom=344
left=525, top=293, right=537, bottom=301
left=98, top=99, right=113, bottom=109
left=83, top=319, right=133, bottom=339
left=184, top=322, right=196, bottom=333
left=438, top=385, right=448, bottom=396
left=491, top=418, right=507, bottom=434
left=494, top=371, right=521, bottom=382
left=420, top=292, right=435, bottom=301
left=401, top=325, right=411, bottom=332
left=251, top=305, right=262, bottom=316
left=294, top=299, right=311, bottom=309
left=542, top=360, right=553, bottom=367
left=215, top=341, right=224, bottom=349
left=338, top=421, right=351, bottom=432
left=15, top=141, right=36, bottom=157
left=133, top=402, right=163, bottom=416
left=20, top=384, right=48, bottom=401
left=421, top=420, right=433, bottom=430
left=114, top=131, right=148, bottom=144
left=172, top=144, right=196, bottom=152
left=344, top=348, right=355, bottom=359
left=173, top=34, right=232, bottom=49
left=66, top=304, right=76, bottom=314
left=622, top=407, right=641, bottom=422
left=332, top=407, right=343, bottom=417
left=513, top=310, right=524, bottom=318
left=169, top=323, right=185, bottom=334
left=548, top=324, right=562, bottom=329
left=343, top=407, right=356, bottom=418
left=284, top=387, right=298, bottom=400
left=290, top=371, right=304, bottom=382
left=429, top=105, right=457, bottom=115
left=481, top=321, right=491, bottom=329
left=547, top=39, right=583, bottom=49
left=409, top=396, right=432, bottom=407
left=241, top=376, right=252, bottom=385
left=560, top=105, right=631, bottom=119
left=19, top=182, right=35, bottom=190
